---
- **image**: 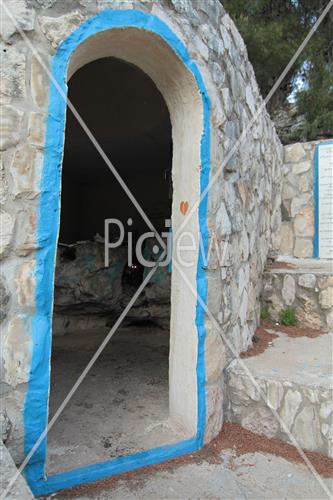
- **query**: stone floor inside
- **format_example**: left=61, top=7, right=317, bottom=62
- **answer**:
left=46, top=325, right=185, bottom=476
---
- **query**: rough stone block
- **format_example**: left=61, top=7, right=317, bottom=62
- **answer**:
left=293, top=406, right=323, bottom=452
left=318, top=276, right=333, bottom=290
left=216, top=202, right=231, bottom=236
left=280, top=389, right=302, bottom=430
left=299, top=173, right=311, bottom=193
left=242, top=407, right=279, bottom=439
left=0, top=410, right=12, bottom=443
left=290, top=193, right=311, bottom=218
left=0, top=106, right=24, bottom=151
left=38, top=11, right=85, bottom=49
left=14, top=209, right=37, bottom=257
left=284, top=143, right=306, bottom=163
left=294, top=207, right=314, bottom=238
left=295, top=293, right=322, bottom=331
left=320, top=401, right=333, bottom=420
left=0, top=276, right=10, bottom=322
left=0, top=0, right=35, bottom=41
left=298, top=273, right=316, bottom=289
left=28, top=112, right=46, bottom=148
left=31, top=0, right=58, bottom=7
left=0, top=44, right=26, bottom=102
left=239, top=289, right=248, bottom=326
left=294, top=238, right=313, bottom=258
left=31, top=55, right=49, bottom=109
left=10, top=144, right=42, bottom=199
left=266, top=379, right=284, bottom=411
left=282, top=181, right=297, bottom=200
left=319, top=288, right=333, bottom=310
left=282, top=274, right=295, bottom=306
left=204, top=381, right=223, bottom=444
left=15, top=261, right=35, bottom=309
left=292, top=160, right=311, bottom=175
left=3, top=315, right=32, bottom=386
left=0, top=388, right=26, bottom=463
left=0, top=159, right=8, bottom=205
left=0, top=211, right=15, bottom=258
left=279, top=223, right=294, bottom=255
left=205, top=322, right=225, bottom=384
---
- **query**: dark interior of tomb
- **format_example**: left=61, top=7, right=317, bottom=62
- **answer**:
left=53, top=57, right=173, bottom=328
left=47, top=58, right=178, bottom=474
left=59, top=57, right=172, bottom=244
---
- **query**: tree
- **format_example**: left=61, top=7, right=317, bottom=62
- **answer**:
left=222, top=0, right=333, bottom=142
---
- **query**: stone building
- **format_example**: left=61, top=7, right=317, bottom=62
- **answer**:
left=2, top=0, right=330, bottom=496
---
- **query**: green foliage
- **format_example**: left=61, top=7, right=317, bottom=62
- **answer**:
left=279, top=307, right=298, bottom=326
left=260, top=303, right=269, bottom=321
left=222, top=0, right=333, bottom=141
left=297, top=61, right=333, bottom=140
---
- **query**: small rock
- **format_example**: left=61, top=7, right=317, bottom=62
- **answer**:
left=298, top=273, right=316, bottom=289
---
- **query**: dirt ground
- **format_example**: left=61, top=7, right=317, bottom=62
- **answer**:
left=52, top=424, right=333, bottom=499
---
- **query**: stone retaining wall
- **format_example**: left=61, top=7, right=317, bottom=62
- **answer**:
left=262, top=268, right=333, bottom=331
left=225, top=331, right=333, bottom=458
left=280, top=140, right=332, bottom=259
left=226, top=358, right=333, bottom=459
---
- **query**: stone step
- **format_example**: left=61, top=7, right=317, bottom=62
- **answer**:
left=262, top=256, right=333, bottom=331
left=225, top=328, right=333, bottom=458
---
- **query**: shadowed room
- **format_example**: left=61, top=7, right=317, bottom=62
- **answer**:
left=46, top=57, right=182, bottom=474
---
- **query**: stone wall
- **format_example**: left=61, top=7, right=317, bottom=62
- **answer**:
left=280, top=141, right=317, bottom=258
left=262, top=266, right=333, bottom=331
left=0, top=0, right=282, bottom=464
left=225, top=331, right=333, bottom=458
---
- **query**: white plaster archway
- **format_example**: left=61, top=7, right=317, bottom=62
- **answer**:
left=65, top=27, right=204, bottom=436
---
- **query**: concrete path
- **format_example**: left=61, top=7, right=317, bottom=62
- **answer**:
left=55, top=449, right=333, bottom=499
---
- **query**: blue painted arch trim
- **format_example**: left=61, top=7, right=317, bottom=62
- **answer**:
left=24, top=9, right=211, bottom=495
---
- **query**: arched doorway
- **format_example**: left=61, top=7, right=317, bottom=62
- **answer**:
left=47, top=55, right=177, bottom=473
left=25, top=11, right=210, bottom=494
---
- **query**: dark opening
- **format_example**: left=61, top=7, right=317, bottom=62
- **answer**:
left=47, top=58, right=181, bottom=475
